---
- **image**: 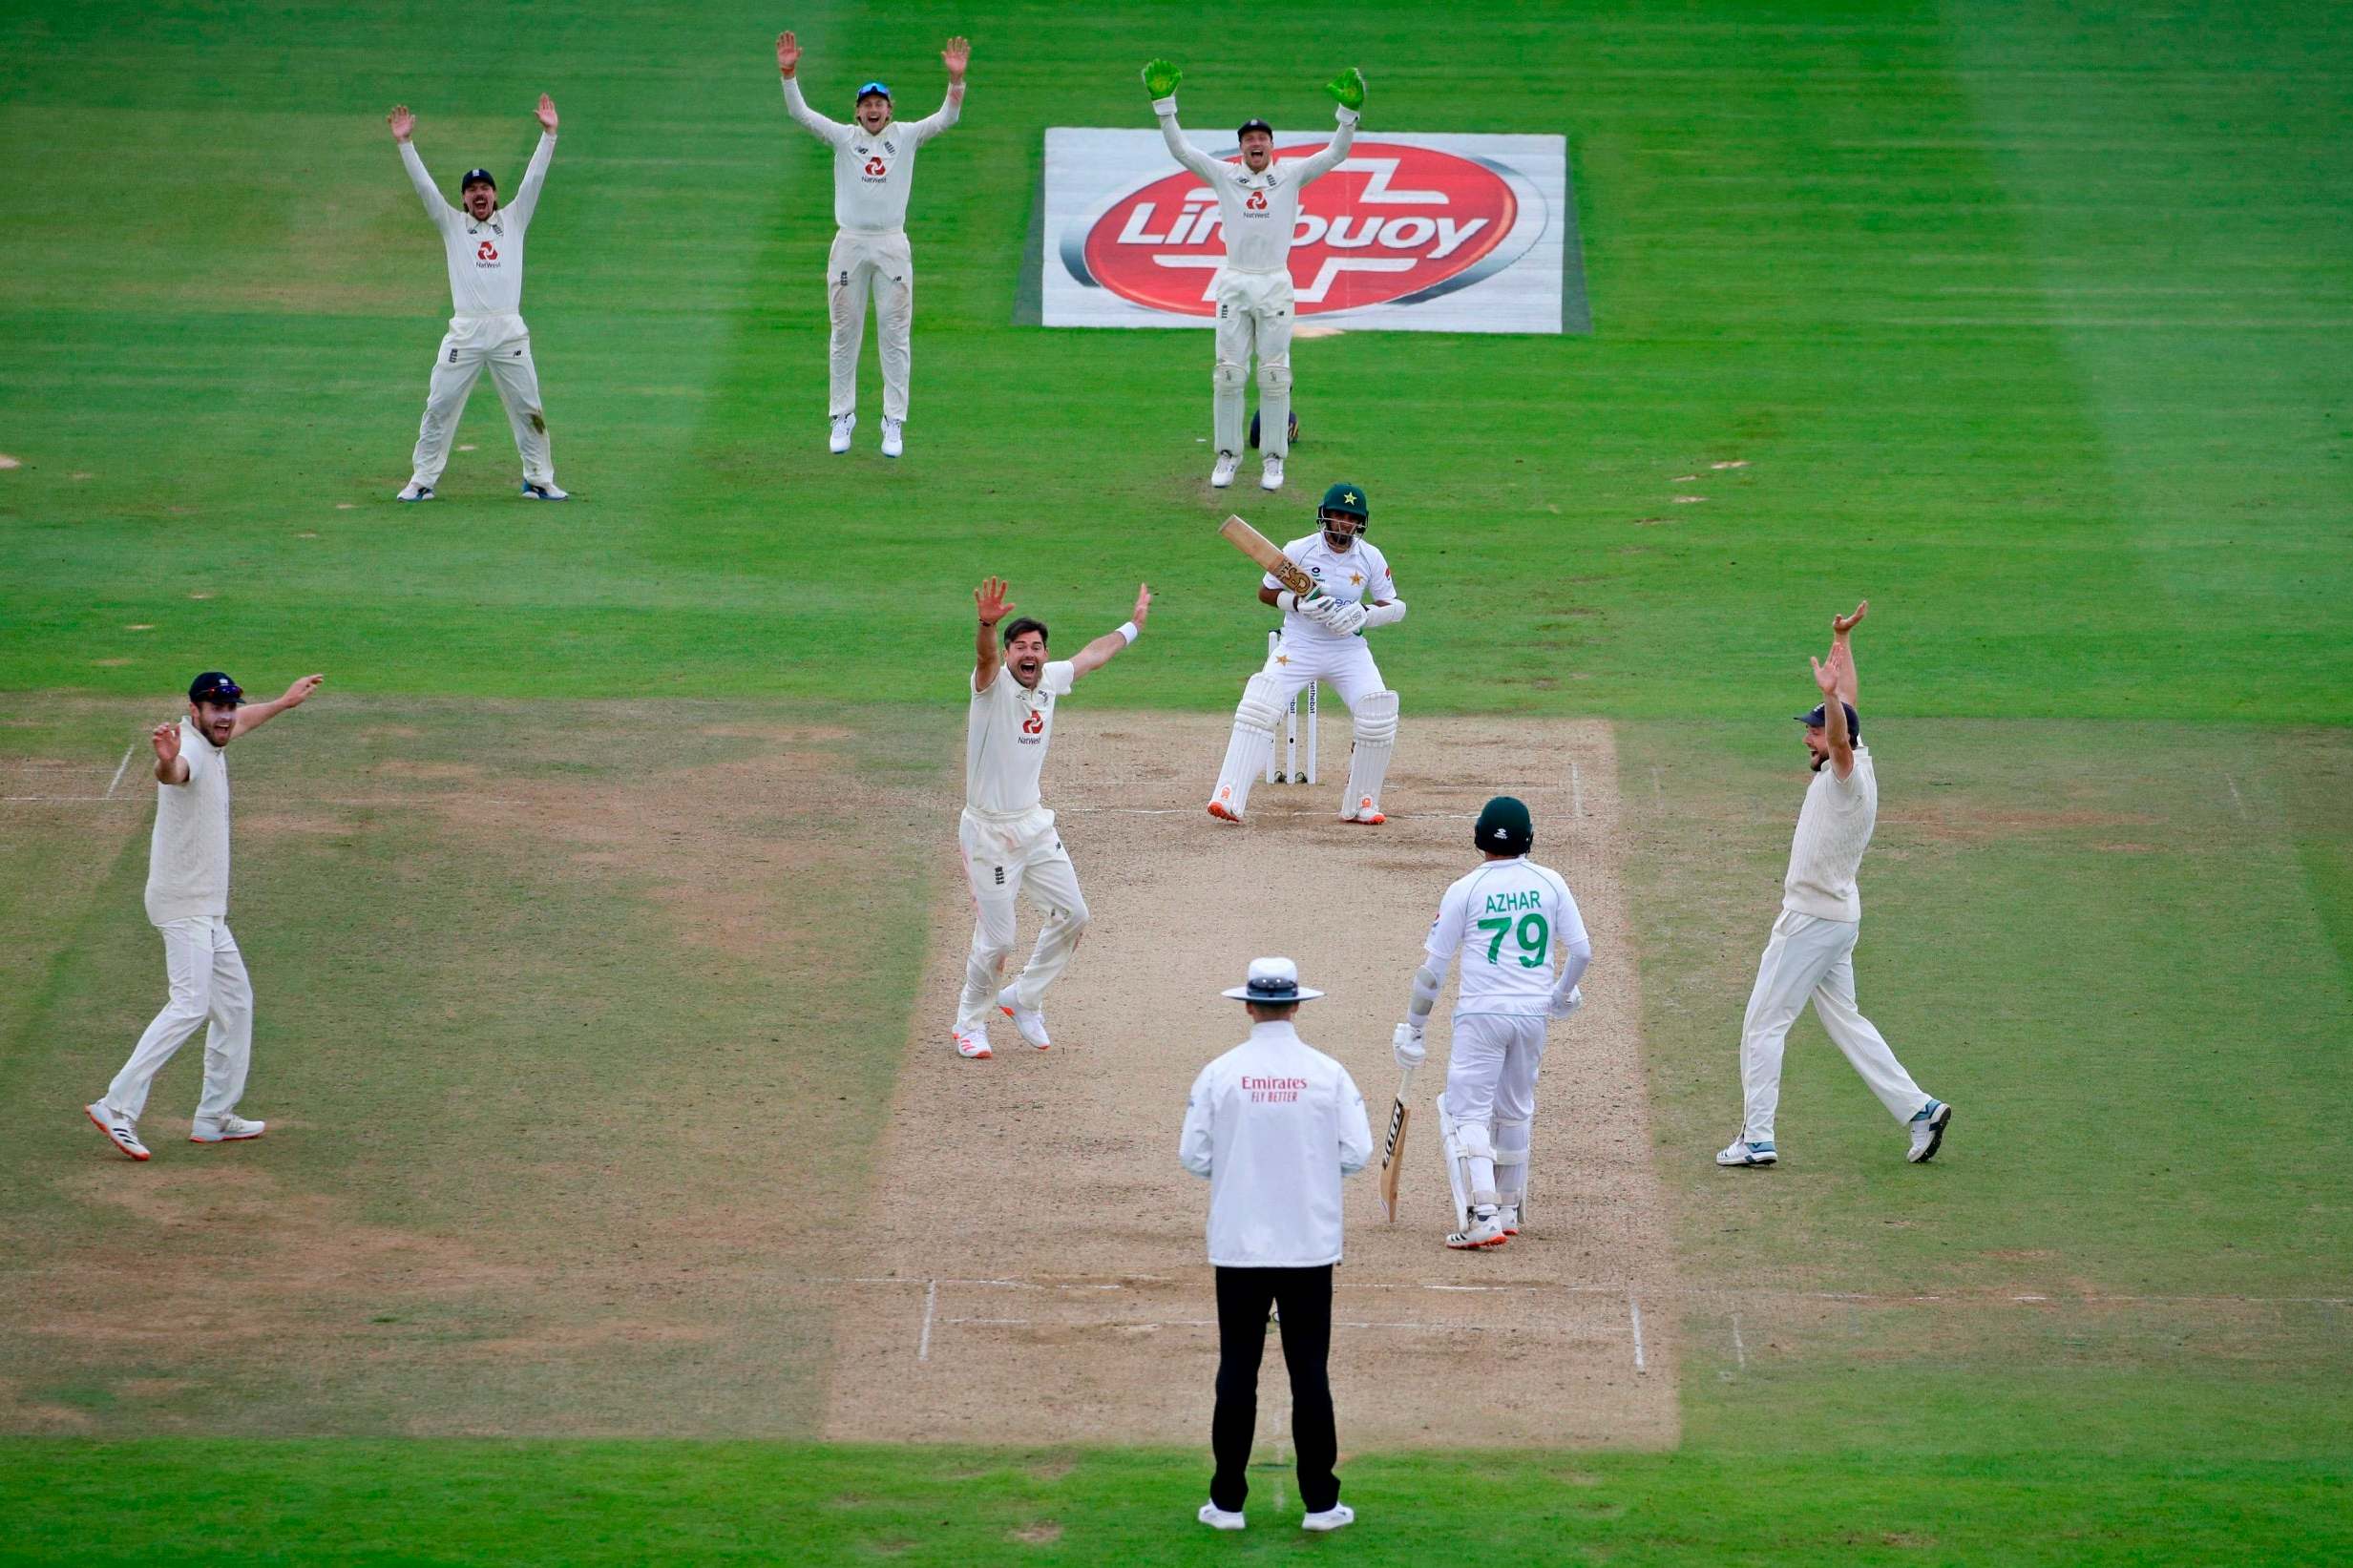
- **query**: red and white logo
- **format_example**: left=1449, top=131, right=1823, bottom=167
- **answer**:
left=865, top=156, right=887, bottom=177
left=1068, top=140, right=1531, bottom=318
left=1021, top=708, right=1045, bottom=737
left=476, top=240, right=499, bottom=261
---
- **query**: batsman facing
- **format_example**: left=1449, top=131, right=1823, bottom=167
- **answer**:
left=1395, top=795, right=1593, bottom=1249
left=1208, top=484, right=1405, bottom=826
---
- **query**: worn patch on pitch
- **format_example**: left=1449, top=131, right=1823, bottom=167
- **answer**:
left=820, top=714, right=1678, bottom=1451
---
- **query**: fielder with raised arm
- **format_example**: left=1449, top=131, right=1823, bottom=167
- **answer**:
left=777, top=30, right=969, bottom=459
left=1208, top=484, right=1405, bottom=825
left=86, top=670, right=325, bottom=1161
left=1142, top=58, right=1365, bottom=491
left=1393, top=797, right=1592, bottom=1249
left=388, top=97, right=566, bottom=501
left=1716, top=602, right=1954, bottom=1169
left=953, top=576, right=1150, bottom=1059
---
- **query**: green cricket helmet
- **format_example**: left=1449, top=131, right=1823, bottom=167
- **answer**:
left=1318, top=480, right=1369, bottom=545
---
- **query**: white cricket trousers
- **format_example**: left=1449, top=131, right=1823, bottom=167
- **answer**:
left=1212, top=269, right=1293, bottom=458
left=410, top=325, right=556, bottom=488
left=1739, top=909, right=1928, bottom=1145
left=956, top=807, right=1090, bottom=1033
left=102, top=917, right=253, bottom=1124
left=829, top=229, right=914, bottom=422
left=1443, top=1013, right=1548, bottom=1202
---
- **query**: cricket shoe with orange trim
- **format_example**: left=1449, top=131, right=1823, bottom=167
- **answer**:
left=190, top=1114, right=266, bottom=1143
left=952, top=1026, right=992, bottom=1059
left=1207, top=797, right=1244, bottom=823
left=1498, top=1203, right=1521, bottom=1237
left=1341, top=795, right=1386, bottom=825
left=997, top=985, right=1050, bottom=1050
left=1445, top=1208, right=1508, bottom=1250
left=85, top=1103, right=150, bottom=1161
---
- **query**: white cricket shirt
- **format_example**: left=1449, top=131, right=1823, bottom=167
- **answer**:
left=964, top=660, right=1075, bottom=817
left=1180, top=1019, right=1373, bottom=1268
left=782, top=78, right=961, bottom=234
left=144, top=720, right=232, bottom=925
left=1154, top=101, right=1358, bottom=275
left=1783, top=745, right=1878, bottom=921
left=1425, top=857, right=1589, bottom=1017
left=1262, top=532, right=1396, bottom=645
left=400, top=134, right=556, bottom=343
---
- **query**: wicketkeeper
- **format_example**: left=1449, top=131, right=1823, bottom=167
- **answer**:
left=1142, top=58, right=1365, bottom=491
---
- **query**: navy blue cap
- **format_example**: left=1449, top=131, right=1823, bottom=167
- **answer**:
left=1237, top=117, right=1273, bottom=140
left=461, top=167, right=495, bottom=189
left=855, top=79, right=891, bottom=101
left=188, top=672, right=244, bottom=705
left=1796, top=701, right=1860, bottom=741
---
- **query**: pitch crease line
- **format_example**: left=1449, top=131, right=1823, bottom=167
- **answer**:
left=106, top=743, right=135, bottom=799
left=1628, top=1292, right=1647, bottom=1372
left=916, top=1280, right=938, bottom=1362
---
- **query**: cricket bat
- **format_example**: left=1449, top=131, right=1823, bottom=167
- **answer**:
left=1378, top=1066, right=1416, bottom=1223
left=1218, top=514, right=1318, bottom=598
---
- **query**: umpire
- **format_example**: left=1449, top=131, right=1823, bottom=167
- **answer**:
left=1179, top=956, right=1374, bottom=1534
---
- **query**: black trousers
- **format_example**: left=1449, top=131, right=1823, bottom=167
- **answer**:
left=1209, top=1264, right=1339, bottom=1515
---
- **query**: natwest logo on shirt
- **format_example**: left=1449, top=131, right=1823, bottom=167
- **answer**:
left=1020, top=708, right=1046, bottom=738
left=475, top=240, right=499, bottom=263
left=1074, top=141, right=1527, bottom=318
left=865, top=155, right=887, bottom=178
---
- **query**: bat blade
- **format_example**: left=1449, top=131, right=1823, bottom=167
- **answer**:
left=1219, top=513, right=1317, bottom=596
left=1377, top=1066, right=1415, bottom=1223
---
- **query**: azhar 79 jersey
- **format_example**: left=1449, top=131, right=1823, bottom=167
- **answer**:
left=1425, top=857, right=1588, bottom=1017
left=1262, top=533, right=1396, bottom=645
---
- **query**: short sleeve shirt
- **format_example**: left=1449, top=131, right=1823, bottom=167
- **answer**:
left=1424, top=857, right=1587, bottom=1016
left=964, top=660, right=1077, bottom=815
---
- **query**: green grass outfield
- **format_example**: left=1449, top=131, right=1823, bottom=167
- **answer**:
left=2, top=0, right=2348, bottom=1561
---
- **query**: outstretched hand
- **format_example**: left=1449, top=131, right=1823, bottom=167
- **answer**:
left=1326, top=66, right=1366, bottom=111
left=1142, top=57, right=1182, bottom=99
left=387, top=104, right=415, bottom=142
left=941, top=34, right=970, bottom=81
left=1130, top=582, right=1152, bottom=626
left=1833, top=599, right=1868, bottom=638
left=536, top=94, right=558, bottom=133
left=280, top=674, right=326, bottom=708
left=975, top=576, right=1014, bottom=627
left=151, top=721, right=181, bottom=766
left=776, top=30, right=800, bottom=77
left=1810, top=654, right=1840, bottom=700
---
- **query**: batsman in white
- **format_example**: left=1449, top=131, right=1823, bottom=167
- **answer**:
left=1141, top=57, right=1365, bottom=492
left=953, top=575, right=1151, bottom=1059
left=86, top=670, right=325, bottom=1161
left=388, top=96, right=567, bottom=502
left=1208, top=483, right=1405, bottom=825
left=777, top=30, right=969, bottom=459
left=1716, top=601, right=1954, bottom=1169
left=1393, top=796, right=1593, bottom=1249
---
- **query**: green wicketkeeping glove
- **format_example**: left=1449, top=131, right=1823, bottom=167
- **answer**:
left=1326, top=66, right=1366, bottom=112
left=1142, top=58, right=1182, bottom=99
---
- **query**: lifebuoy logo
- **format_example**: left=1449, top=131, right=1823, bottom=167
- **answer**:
left=1073, top=141, right=1525, bottom=318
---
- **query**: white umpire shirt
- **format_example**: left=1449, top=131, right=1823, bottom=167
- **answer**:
left=1180, top=1019, right=1374, bottom=1268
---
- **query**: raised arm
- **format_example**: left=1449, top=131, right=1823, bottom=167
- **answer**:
left=503, top=96, right=559, bottom=228
left=1144, top=59, right=1223, bottom=182
left=909, top=34, right=968, bottom=142
left=1068, top=583, right=1151, bottom=679
left=389, top=106, right=456, bottom=227
left=973, top=577, right=1012, bottom=692
left=151, top=720, right=189, bottom=786
left=232, top=674, right=324, bottom=739
left=1290, top=68, right=1365, bottom=185
left=1825, top=599, right=1865, bottom=708
left=777, top=31, right=851, bottom=142
left=1810, top=648, right=1856, bottom=779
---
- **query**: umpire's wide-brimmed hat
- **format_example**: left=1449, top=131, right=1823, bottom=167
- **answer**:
left=1221, top=955, right=1324, bottom=1004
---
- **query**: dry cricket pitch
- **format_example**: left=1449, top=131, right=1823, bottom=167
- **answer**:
left=824, top=712, right=1678, bottom=1452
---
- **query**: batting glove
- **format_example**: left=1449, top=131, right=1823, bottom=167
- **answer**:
left=1392, top=1020, right=1426, bottom=1070
left=1325, top=67, right=1366, bottom=112
left=1323, top=599, right=1369, bottom=637
left=1549, top=985, right=1584, bottom=1020
left=1143, top=58, right=1183, bottom=99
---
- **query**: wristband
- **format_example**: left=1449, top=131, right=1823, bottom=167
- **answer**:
left=1117, top=621, right=1139, bottom=645
left=1277, top=590, right=1299, bottom=613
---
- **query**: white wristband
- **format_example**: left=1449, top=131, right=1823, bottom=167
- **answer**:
left=1117, top=621, right=1139, bottom=645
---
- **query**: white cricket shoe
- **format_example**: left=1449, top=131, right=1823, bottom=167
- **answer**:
left=952, top=1025, right=992, bottom=1060
left=880, top=417, right=905, bottom=458
left=1446, top=1207, right=1508, bottom=1250
left=1210, top=451, right=1239, bottom=489
left=1716, top=1138, right=1777, bottom=1167
left=396, top=481, right=434, bottom=502
left=1198, top=1501, right=1246, bottom=1532
left=1259, top=453, right=1285, bottom=491
left=996, top=985, right=1050, bottom=1050
left=1907, top=1099, right=1952, bottom=1163
left=829, top=413, right=856, bottom=454
left=85, top=1103, right=150, bottom=1162
left=190, top=1114, right=266, bottom=1143
left=1498, top=1203, right=1521, bottom=1237
left=1301, top=1504, right=1355, bottom=1533
left=519, top=481, right=569, bottom=501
